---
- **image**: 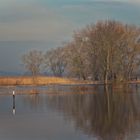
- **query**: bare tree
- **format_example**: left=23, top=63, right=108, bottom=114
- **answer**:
left=22, top=50, right=44, bottom=85
left=41, top=20, right=140, bottom=83
left=66, top=20, right=140, bottom=83
left=44, top=47, right=67, bottom=77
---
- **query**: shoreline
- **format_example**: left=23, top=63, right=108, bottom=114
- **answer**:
left=0, top=76, right=139, bottom=86
left=0, top=76, right=94, bottom=86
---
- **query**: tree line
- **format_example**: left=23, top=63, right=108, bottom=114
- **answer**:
left=22, top=20, right=140, bottom=83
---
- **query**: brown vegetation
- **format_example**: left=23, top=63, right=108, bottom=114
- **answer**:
left=0, top=76, right=95, bottom=86
left=0, top=76, right=138, bottom=86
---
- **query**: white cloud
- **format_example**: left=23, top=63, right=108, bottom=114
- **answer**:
left=89, top=0, right=140, bottom=3
left=89, top=0, right=127, bottom=2
left=0, top=1, right=75, bottom=42
left=0, top=0, right=139, bottom=42
left=129, top=0, right=140, bottom=4
left=0, top=18, right=74, bottom=41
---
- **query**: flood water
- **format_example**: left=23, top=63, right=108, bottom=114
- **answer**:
left=0, top=84, right=140, bottom=140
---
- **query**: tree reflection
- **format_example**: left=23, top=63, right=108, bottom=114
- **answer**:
left=12, top=93, right=16, bottom=115
left=23, top=94, right=43, bottom=110
left=46, top=85, right=140, bottom=140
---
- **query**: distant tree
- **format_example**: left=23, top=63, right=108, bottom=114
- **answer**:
left=44, top=47, right=67, bottom=77
left=22, top=50, right=44, bottom=85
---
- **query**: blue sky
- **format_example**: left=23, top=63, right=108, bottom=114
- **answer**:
left=0, top=0, right=140, bottom=72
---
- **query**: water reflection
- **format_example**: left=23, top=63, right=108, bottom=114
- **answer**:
left=0, top=85, right=140, bottom=140
left=46, top=85, right=140, bottom=140
left=12, top=93, right=15, bottom=115
left=23, top=94, right=41, bottom=109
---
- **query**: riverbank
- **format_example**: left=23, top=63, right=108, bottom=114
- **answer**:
left=0, top=76, right=96, bottom=86
left=0, top=76, right=139, bottom=86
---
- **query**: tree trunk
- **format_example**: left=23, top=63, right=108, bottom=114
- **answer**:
left=104, top=49, right=110, bottom=84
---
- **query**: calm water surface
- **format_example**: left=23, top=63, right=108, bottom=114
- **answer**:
left=0, top=84, right=140, bottom=140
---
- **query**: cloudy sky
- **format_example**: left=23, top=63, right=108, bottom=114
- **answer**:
left=0, top=0, right=140, bottom=73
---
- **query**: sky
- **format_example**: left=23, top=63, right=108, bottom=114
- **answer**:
left=0, top=0, right=140, bottom=73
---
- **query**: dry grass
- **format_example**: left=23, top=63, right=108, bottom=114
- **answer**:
left=0, top=76, right=94, bottom=86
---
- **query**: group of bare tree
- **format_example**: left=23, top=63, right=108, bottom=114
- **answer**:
left=22, top=20, right=140, bottom=83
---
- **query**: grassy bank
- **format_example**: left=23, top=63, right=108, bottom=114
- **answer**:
left=0, top=76, right=95, bottom=86
left=0, top=76, right=138, bottom=86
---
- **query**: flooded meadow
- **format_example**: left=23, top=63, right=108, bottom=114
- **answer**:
left=0, top=84, right=140, bottom=140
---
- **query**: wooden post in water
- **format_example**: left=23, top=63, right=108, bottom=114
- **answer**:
left=12, top=90, right=16, bottom=115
